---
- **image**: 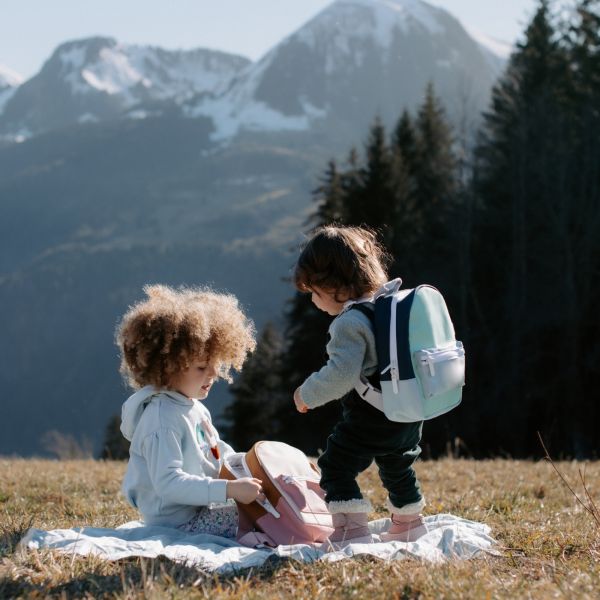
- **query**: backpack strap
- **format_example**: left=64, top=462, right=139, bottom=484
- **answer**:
left=350, top=302, right=374, bottom=322
left=349, top=303, right=380, bottom=387
left=350, top=303, right=385, bottom=412
left=354, top=376, right=385, bottom=412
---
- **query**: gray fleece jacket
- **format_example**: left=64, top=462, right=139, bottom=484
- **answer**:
left=120, top=386, right=235, bottom=527
left=299, top=305, right=378, bottom=409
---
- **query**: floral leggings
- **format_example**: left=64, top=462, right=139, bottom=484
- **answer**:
left=177, top=501, right=238, bottom=538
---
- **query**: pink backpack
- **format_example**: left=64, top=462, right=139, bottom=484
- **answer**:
left=220, top=441, right=334, bottom=547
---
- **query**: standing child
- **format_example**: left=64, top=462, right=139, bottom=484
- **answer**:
left=293, top=226, right=427, bottom=543
left=117, top=284, right=262, bottom=537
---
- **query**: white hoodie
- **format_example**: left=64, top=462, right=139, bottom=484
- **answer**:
left=120, top=385, right=235, bottom=527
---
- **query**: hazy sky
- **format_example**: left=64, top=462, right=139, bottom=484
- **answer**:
left=2, top=0, right=538, bottom=80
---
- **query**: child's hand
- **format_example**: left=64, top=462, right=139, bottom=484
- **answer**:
left=226, top=477, right=264, bottom=504
left=294, top=387, right=309, bottom=413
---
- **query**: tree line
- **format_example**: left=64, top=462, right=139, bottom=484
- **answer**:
left=224, top=0, right=600, bottom=459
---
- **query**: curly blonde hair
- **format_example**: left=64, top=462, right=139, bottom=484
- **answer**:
left=116, top=284, right=256, bottom=389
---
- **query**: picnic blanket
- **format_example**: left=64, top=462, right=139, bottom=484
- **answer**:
left=21, top=514, right=498, bottom=573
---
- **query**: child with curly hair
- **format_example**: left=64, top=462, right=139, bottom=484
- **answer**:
left=117, top=284, right=260, bottom=537
left=293, top=225, right=426, bottom=544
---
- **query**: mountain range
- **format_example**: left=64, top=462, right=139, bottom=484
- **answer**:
left=0, top=40, right=249, bottom=144
left=1, top=0, right=509, bottom=145
left=0, top=0, right=510, bottom=456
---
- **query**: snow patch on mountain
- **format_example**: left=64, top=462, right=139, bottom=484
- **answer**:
left=189, top=93, right=326, bottom=141
left=57, top=39, right=247, bottom=104
left=294, top=0, right=443, bottom=55
left=468, top=28, right=513, bottom=59
left=466, top=28, right=512, bottom=76
left=0, top=65, right=23, bottom=114
left=0, top=65, right=24, bottom=89
left=187, top=44, right=327, bottom=139
left=82, top=48, right=150, bottom=96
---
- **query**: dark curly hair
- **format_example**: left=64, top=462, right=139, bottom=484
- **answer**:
left=294, top=225, right=390, bottom=301
left=116, top=284, right=256, bottom=389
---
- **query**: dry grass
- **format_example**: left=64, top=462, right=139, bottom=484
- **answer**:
left=1, top=457, right=598, bottom=599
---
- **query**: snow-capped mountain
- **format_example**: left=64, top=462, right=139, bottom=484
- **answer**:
left=0, top=37, right=250, bottom=141
left=0, top=0, right=508, bottom=145
left=0, top=64, right=23, bottom=115
left=189, top=0, right=508, bottom=141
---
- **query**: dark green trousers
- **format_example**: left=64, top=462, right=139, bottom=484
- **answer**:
left=318, top=390, right=423, bottom=509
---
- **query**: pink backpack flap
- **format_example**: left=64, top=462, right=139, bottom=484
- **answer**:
left=220, top=441, right=334, bottom=547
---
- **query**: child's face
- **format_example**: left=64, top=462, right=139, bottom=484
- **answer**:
left=171, top=353, right=219, bottom=400
left=310, top=286, right=348, bottom=316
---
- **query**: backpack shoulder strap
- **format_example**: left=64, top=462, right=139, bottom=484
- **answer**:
left=349, top=302, right=380, bottom=390
left=350, top=302, right=375, bottom=325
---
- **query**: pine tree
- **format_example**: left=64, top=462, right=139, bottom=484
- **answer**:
left=470, top=0, right=580, bottom=454
left=412, top=83, right=457, bottom=287
left=415, top=84, right=456, bottom=200
left=392, top=110, right=419, bottom=174
left=388, top=110, right=422, bottom=283
left=339, top=147, right=362, bottom=224
left=560, top=0, right=600, bottom=453
left=346, top=118, right=393, bottom=229
left=223, top=323, right=285, bottom=451
left=341, top=118, right=411, bottom=253
left=311, top=159, right=345, bottom=226
left=100, top=414, right=130, bottom=460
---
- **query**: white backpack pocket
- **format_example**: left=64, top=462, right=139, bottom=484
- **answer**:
left=414, top=341, right=465, bottom=399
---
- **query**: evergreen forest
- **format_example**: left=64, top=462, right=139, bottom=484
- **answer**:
left=223, top=0, right=600, bottom=459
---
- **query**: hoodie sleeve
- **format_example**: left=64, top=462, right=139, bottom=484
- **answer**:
left=299, top=310, right=373, bottom=408
left=141, top=427, right=228, bottom=506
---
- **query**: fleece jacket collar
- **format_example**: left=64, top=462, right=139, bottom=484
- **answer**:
left=340, top=278, right=404, bottom=314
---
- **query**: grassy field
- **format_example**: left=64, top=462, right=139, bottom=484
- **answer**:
left=0, top=457, right=598, bottom=599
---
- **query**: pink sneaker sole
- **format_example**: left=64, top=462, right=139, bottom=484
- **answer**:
left=329, top=525, right=371, bottom=543
left=381, top=523, right=427, bottom=542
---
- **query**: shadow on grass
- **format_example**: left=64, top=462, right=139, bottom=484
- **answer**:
left=0, top=552, right=292, bottom=598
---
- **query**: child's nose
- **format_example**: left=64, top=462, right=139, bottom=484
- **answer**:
left=207, top=363, right=218, bottom=378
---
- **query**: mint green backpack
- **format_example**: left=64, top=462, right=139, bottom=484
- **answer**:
left=353, top=279, right=465, bottom=422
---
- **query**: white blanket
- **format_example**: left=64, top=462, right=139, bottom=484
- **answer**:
left=21, top=514, right=498, bottom=573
